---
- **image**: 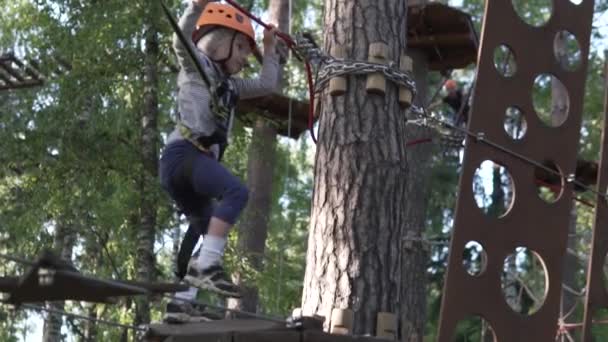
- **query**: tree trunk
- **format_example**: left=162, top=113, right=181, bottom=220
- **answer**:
left=401, top=49, right=432, bottom=340
left=134, top=3, right=160, bottom=326
left=43, top=220, right=75, bottom=342
left=302, top=1, right=426, bottom=339
left=228, top=0, right=288, bottom=314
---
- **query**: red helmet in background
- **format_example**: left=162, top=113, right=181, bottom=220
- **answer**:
left=445, top=79, right=458, bottom=92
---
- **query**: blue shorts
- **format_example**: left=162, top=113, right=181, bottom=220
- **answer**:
left=159, top=140, right=249, bottom=226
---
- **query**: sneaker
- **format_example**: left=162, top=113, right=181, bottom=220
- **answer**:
left=184, top=264, right=242, bottom=298
left=163, top=301, right=221, bottom=324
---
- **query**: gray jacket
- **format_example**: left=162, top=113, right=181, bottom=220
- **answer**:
left=167, top=1, right=279, bottom=154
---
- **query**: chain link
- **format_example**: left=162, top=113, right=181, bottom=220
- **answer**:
left=295, top=34, right=465, bottom=149
left=295, top=34, right=417, bottom=96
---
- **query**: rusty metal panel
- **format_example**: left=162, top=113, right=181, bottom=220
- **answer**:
left=437, top=0, right=594, bottom=341
left=581, top=61, right=608, bottom=341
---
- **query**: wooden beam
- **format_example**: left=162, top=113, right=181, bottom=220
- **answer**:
left=408, top=33, right=475, bottom=48
left=0, top=63, right=26, bottom=82
left=237, top=93, right=311, bottom=139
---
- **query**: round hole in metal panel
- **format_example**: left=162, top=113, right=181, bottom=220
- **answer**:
left=494, top=44, right=517, bottom=77
left=504, top=106, right=527, bottom=140
left=534, top=160, right=564, bottom=203
left=453, top=316, right=496, bottom=341
left=512, top=0, right=553, bottom=27
left=473, top=160, right=515, bottom=218
left=532, top=74, right=570, bottom=127
left=501, top=247, right=548, bottom=315
left=554, top=31, right=582, bottom=72
left=462, top=241, right=488, bottom=277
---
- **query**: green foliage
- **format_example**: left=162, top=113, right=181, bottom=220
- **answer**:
left=0, top=0, right=317, bottom=338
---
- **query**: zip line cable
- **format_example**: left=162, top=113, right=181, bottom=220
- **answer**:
left=17, top=303, right=146, bottom=332
left=410, top=104, right=608, bottom=204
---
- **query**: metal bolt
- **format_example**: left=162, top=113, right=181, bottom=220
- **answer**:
left=566, top=174, right=576, bottom=183
left=476, top=132, right=486, bottom=142
left=38, top=268, right=55, bottom=286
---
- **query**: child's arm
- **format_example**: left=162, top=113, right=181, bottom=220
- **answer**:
left=172, top=1, right=214, bottom=73
left=233, top=27, right=281, bottom=99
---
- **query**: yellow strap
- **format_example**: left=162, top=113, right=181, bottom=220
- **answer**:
left=178, top=123, right=210, bottom=154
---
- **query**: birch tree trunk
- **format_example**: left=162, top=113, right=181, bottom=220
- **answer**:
left=43, top=220, right=75, bottom=342
left=302, top=1, right=426, bottom=338
left=134, top=3, right=160, bottom=325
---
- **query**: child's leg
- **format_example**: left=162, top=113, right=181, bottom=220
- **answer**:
left=182, top=153, right=248, bottom=297
left=189, top=153, right=249, bottom=269
left=171, top=204, right=213, bottom=305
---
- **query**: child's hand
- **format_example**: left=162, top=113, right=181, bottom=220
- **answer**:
left=263, top=24, right=278, bottom=50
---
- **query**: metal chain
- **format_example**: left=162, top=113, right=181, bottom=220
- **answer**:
left=295, top=34, right=417, bottom=96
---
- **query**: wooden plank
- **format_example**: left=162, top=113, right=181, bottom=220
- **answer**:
left=147, top=319, right=287, bottom=339
left=234, top=331, right=301, bottom=342
left=0, top=63, right=26, bottom=82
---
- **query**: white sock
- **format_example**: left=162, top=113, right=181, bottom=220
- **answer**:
left=174, top=286, right=198, bottom=302
left=196, top=235, right=226, bottom=270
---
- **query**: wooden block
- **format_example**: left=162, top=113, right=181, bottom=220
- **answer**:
left=376, top=312, right=397, bottom=340
left=330, top=308, right=354, bottom=335
left=329, top=45, right=347, bottom=96
left=366, top=42, right=389, bottom=95
left=399, top=54, right=413, bottom=109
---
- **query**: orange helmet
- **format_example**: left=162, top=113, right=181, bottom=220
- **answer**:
left=445, top=79, right=458, bottom=91
left=194, top=3, right=258, bottom=48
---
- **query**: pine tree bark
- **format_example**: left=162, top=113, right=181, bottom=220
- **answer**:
left=134, top=3, right=160, bottom=325
left=302, top=1, right=427, bottom=338
left=228, top=0, right=288, bottom=314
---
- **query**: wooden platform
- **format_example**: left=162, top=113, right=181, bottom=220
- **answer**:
left=0, top=250, right=187, bottom=305
left=407, top=2, right=479, bottom=71
left=146, top=319, right=392, bottom=342
left=0, top=53, right=45, bottom=90
left=238, top=93, right=310, bottom=139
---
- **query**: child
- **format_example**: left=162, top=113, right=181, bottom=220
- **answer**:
left=159, top=0, right=280, bottom=323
